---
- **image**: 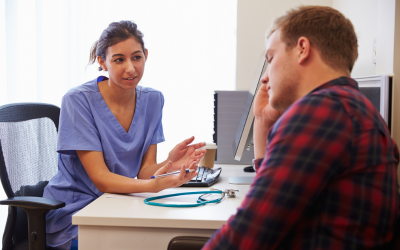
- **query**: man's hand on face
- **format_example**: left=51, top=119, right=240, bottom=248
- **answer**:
left=253, top=84, right=284, bottom=159
left=254, top=84, right=283, bottom=128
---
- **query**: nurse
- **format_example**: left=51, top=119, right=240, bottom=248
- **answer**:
left=43, top=20, right=205, bottom=249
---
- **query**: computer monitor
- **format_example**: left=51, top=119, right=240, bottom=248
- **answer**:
left=233, top=54, right=267, bottom=161
left=355, top=74, right=392, bottom=132
left=230, top=54, right=267, bottom=185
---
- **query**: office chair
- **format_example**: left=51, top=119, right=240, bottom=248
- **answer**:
left=0, top=103, right=65, bottom=250
left=167, top=236, right=209, bottom=250
left=388, top=212, right=400, bottom=250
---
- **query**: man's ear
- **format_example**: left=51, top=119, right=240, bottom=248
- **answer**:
left=297, top=36, right=311, bottom=64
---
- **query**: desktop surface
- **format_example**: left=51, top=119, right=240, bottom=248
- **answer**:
left=72, top=164, right=256, bottom=250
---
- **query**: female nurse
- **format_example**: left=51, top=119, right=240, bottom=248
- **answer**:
left=42, top=20, right=206, bottom=249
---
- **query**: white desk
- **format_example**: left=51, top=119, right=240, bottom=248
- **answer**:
left=72, top=164, right=255, bottom=250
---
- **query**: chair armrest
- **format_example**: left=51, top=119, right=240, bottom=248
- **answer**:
left=0, top=196, right=65, bottom=210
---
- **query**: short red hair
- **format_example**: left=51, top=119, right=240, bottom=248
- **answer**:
left=267, top=6, right=358, bottom=74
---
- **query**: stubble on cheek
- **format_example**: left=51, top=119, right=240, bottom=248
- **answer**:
left=271, top=77, right=298, bottom=111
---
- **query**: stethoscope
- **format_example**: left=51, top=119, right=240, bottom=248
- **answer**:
left=143, top=188, right=239, bottom=208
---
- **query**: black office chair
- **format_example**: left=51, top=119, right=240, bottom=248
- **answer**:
left=167, top=236, right=209, bottom=250
left=388, top=209, right=400, bottom=250
left=0, top=103, right=65, bottom=250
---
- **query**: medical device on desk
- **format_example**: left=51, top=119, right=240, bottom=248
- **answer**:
left=143, top=188, right=238, bottom=208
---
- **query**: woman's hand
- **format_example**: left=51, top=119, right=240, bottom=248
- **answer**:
left=151, top=161, right=199, bottom=192
left=168, top=136, right=206, bottom=171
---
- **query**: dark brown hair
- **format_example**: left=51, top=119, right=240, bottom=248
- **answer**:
left=267, top=6, right=358, bottom=74
left=88, top=20, right=145, bottom=71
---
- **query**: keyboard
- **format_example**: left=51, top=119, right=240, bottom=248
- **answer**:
left=180, top=167, right=222, bottom=187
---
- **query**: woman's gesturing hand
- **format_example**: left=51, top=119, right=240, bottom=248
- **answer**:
left=152, top=161, right=199, bottom=192
left=168, top=136, right=206, bottom=170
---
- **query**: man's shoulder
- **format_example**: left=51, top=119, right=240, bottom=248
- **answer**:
left=283, top=81, right=387, bottom=135
left=312, top=82, right=360, bottom=101
left=310, top=82, right=380, bottom=121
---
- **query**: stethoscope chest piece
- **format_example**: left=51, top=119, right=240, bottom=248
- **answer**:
left=225, top=189, right=239, bottom=198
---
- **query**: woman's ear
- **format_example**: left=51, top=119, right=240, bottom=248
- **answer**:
left=297, top=37, right=311, bottom=65
left=144, top=49, right=148, bottom=61
left=97, top=56, right=107, bottom=71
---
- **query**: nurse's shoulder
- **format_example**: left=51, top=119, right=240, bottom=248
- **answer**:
left=61, top=78, right=100, bottom=110
left=139, top=87, right=164, bottom=106
left=65, top=78, right=100, bottom=96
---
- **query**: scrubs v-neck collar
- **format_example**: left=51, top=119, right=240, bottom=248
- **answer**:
left=95, top=76, right=140, bottom=140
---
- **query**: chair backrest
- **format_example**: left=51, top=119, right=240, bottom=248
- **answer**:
left=0, top=103, right=60, bottom=248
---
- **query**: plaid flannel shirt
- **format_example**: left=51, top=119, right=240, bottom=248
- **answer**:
left=203, top=77, right=399, bottom=250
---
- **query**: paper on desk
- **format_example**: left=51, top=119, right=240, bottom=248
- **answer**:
left=105, top=188, right=221, bottom=205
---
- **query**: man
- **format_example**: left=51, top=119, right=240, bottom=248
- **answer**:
left=203, top=5, right=399, bottom=250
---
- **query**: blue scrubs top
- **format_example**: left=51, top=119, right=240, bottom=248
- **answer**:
left=43, top=76, right=165, bottom=249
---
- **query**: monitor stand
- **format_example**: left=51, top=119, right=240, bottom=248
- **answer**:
left=228, top=176, right=254, bottom=185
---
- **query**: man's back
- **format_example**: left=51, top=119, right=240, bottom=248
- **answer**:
left=204, top=77, right=399, bottom=249
left=272, top=77, right=399, bottom=249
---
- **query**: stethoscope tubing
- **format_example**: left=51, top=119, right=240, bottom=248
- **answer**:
left=144, top=190, right=224, bottom=208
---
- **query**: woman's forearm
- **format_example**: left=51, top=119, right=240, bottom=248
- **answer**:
left=137, top=160, right=168, bottom=179
left=77, top=150, right=161, bottom=193
left=96, top=171, right=156, bottom=193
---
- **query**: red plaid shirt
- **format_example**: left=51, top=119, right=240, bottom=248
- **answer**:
left=203, top=77, right=399, bottom=250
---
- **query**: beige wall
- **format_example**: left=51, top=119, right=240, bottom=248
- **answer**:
left=235, top=0, right=332, bottom=91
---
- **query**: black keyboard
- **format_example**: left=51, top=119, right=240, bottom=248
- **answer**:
left=180, top=167, right=222, bottom=187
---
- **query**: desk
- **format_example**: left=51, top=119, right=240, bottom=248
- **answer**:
left=72, top=164, right=255, bottom=250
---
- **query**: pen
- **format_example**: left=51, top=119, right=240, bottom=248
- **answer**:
left=151, top=169, right=195, bottom=179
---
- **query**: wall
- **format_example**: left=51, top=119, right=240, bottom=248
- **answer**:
left=236, top=0, right=332, bottom=91
left=333, top=0, right=378, bottom=77
left=333, top=0, right=396, bottom=78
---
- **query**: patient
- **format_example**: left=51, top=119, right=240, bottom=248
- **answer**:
left=203, top=5, right=399, bottom=249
